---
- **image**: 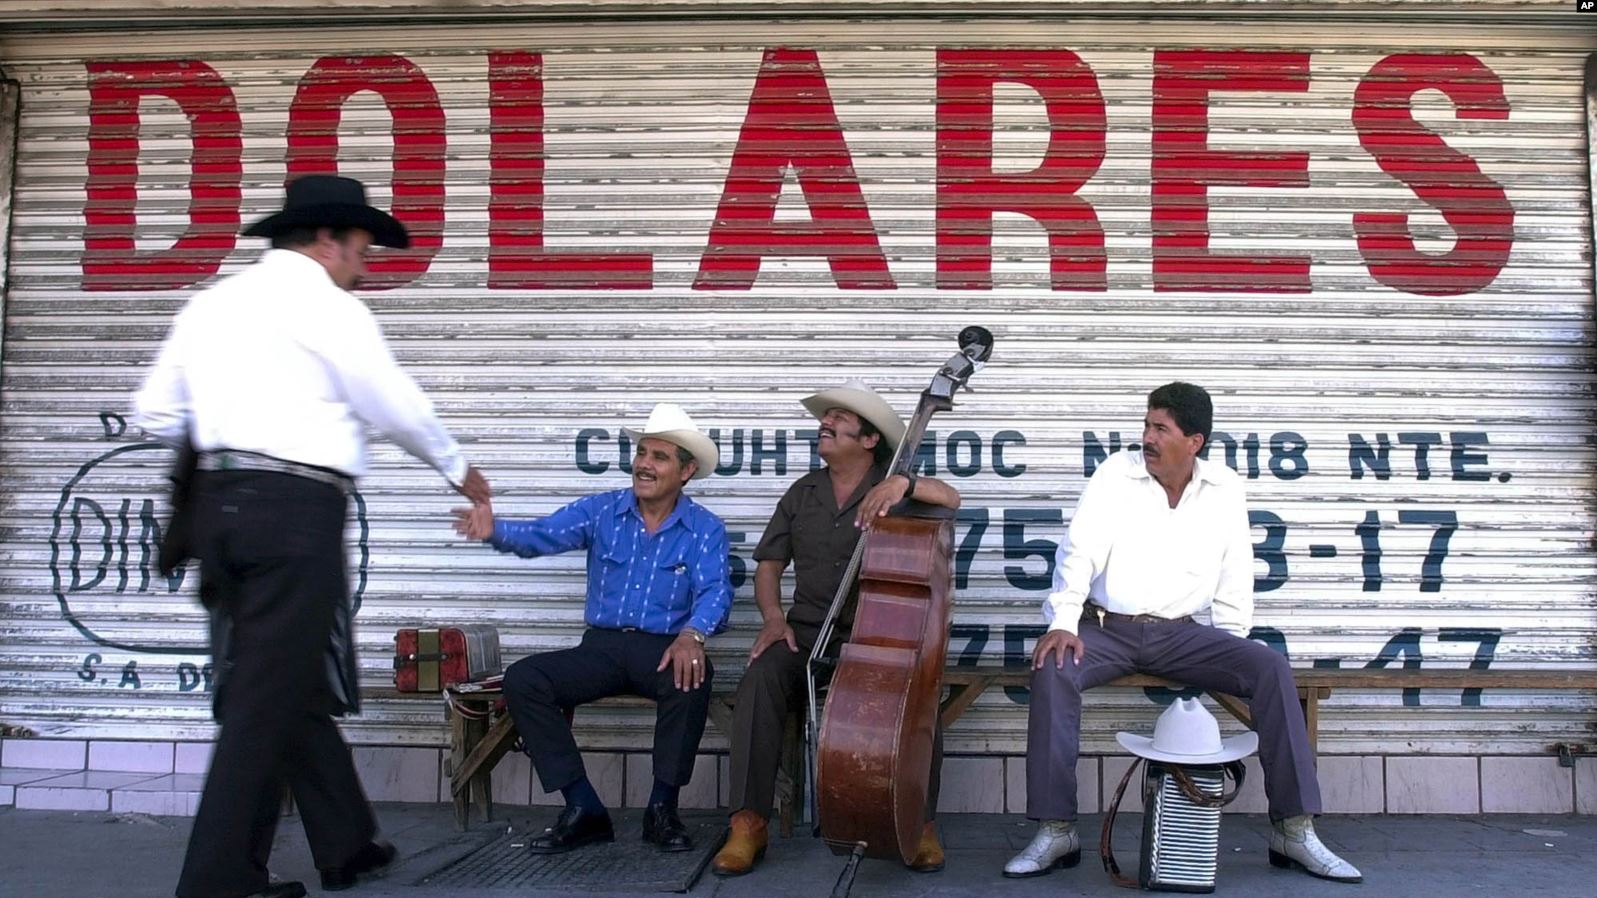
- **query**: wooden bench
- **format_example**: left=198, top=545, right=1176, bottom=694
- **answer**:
left=437, top=665, right=1597, bottom=831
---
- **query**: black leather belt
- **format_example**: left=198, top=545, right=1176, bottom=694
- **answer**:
left=1083, top=602, right=1193, bottom=625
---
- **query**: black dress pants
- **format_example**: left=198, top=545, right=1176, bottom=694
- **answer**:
left=503, top=627, right=714, bottom=794
left=176, top=471, right=373, bottom=898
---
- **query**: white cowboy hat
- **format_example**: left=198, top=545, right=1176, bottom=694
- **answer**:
left=800, top=380, right=907, bottom=450
left=622, top=403, right=718, bottom=480
left=1115, top=697, right=1259, bottom=765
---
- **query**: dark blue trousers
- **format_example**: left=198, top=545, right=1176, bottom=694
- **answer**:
left=503, top=627, right=714, bottom=794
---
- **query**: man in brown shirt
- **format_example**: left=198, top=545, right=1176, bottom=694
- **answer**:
left=712, top=381, right=962, bottom=877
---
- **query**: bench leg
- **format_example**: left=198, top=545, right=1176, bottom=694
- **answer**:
left=1208, top=691, right=1252, bottom=729
left=468, top=714, right=494, bottom=823
left=449, top=704, right=470, bottom=831
left=1302, top=688, right=1328, bottom=756
left=939, top=678, right=989, bottom=729
left=451, top=713, right=518, bottom=827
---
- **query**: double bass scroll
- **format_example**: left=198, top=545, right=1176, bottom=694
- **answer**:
left=805, top=327, right=994, bottom=864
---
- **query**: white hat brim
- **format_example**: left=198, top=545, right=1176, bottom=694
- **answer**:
left=1114, top=730, right=1258, bottom=765
left=801, top=386, right=906, bottom=450
left=622, top=428, right=718, bottom=480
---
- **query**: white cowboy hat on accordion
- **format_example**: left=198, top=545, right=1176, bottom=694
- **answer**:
left=1115, top=697, right=1258, bottom=765
left=800, top=380, right=907, bottom=450
left=622, top=403, right=718, bottom=480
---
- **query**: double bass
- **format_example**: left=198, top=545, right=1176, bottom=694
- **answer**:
left=805, top=327, right=994, bottom=870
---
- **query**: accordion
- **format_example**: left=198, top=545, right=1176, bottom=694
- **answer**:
left=1102, top=758, right=1244, bottom=894
left=1140, top=762, right=1228, bottom=893
left=393, top=626, right=502, bottom=692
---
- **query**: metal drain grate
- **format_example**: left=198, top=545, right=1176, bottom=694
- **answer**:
left=415, top=818, right=725, bottom=893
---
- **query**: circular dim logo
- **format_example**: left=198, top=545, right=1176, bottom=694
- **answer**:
left=48, top=441, right=369, bottom=654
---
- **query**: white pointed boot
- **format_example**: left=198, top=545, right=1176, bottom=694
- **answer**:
left=1002, top=820, right=1081, bottom=878
left=1269, top=815, right=1362, bottom=883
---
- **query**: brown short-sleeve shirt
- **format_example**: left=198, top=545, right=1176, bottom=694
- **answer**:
left=753, top=464, right=888, bottom=630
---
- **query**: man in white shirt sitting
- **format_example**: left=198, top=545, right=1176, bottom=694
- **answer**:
left=136, top=175, right=490, bottom=898
left=1003, top=382, right=1360, bottom=884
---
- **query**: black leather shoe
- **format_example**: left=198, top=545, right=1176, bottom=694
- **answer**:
left=319, top=840, right=397, bottom=891
left=642, top=804, right=694, bottom=852
left=251, top=883, right=307, bottom=898
left=527, top=805, right=615, bottom=854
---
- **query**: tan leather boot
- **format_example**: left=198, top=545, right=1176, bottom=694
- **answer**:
left=908, top=821, right=944, bottom=873
left=711, top=810, right=769, bottom=877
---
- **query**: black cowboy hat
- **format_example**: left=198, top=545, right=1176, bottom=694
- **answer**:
left=241, top=174, right=410, bottom=248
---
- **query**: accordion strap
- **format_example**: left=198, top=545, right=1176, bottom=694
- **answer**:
left=1100, top=757, right=1144, bottom=888
left=1099, top=757, right=1248, bottom=889
left=1168, top=761, right=1246, bottom=808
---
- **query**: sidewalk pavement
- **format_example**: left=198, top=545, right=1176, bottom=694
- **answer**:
left=5, top=803, right=1595, bottom=898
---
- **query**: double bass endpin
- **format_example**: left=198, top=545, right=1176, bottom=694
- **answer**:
left=827, top=841, right=868, bottom=898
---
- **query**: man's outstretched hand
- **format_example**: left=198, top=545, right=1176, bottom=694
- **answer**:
left=453, top=499, right=495, bottom=541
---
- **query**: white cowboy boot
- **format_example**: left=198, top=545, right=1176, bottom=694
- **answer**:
left=1002, top=820, right=1081, bottom=878
left=1269, top=815, right=1362, bottom=883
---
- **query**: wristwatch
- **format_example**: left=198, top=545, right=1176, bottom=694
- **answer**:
left=900, top=471, right=918, bottom=500
left=681, top=626, right=706, bottom=645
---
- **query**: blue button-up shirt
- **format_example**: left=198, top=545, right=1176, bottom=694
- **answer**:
left=488, top=488, right=733, bottom=636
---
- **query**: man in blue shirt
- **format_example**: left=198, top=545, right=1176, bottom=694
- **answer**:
left=453, top=403, right=731, bottom=854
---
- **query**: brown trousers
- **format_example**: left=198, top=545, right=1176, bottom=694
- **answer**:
left=727, top=621, right=943, bottom=819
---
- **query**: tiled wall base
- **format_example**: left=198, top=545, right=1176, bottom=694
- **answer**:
left=2, top=737, right=1592, bottom=817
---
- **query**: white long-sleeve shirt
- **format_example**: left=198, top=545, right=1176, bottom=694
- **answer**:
left=1044, top=449, right=1254, bottom=637
left=133, top=249, right=467, bottom=484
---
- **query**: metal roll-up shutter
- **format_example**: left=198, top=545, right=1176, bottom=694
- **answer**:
left=0, top=14, right=1592, bottom=759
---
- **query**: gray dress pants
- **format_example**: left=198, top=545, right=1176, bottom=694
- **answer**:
left=1025, top=616, right=1321, bottom=823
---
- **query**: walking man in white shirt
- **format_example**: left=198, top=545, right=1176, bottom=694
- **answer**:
left=1003, top=382, right=1360, bottom=884
left=135, top=175, right=490, bottom=898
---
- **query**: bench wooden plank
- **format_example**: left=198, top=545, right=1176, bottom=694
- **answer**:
left=943, top=666, right=1597, bottom=690
left=1295, top=668, right=1597, bottom=689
